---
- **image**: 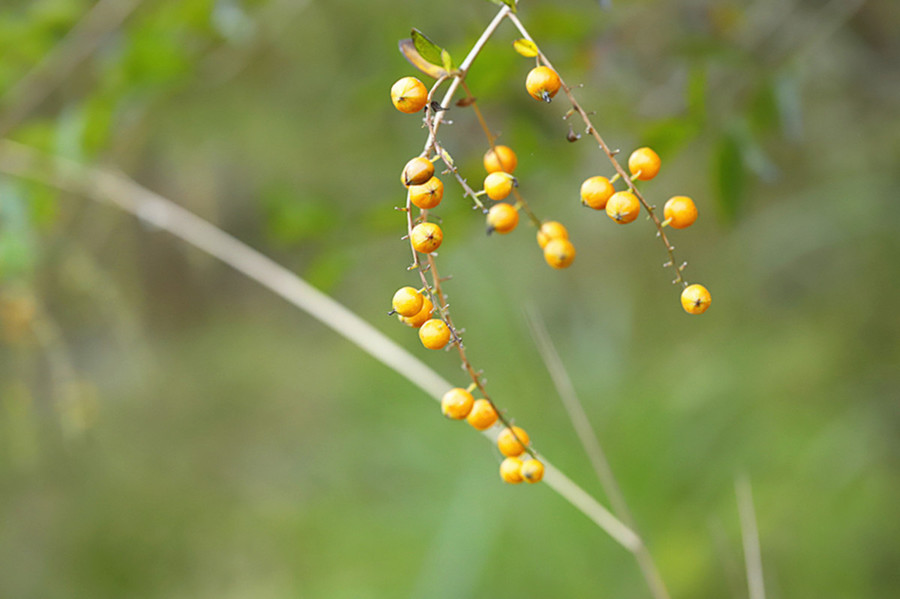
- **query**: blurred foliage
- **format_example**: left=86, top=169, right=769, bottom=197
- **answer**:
left=1, top=0, right=900, bottom=597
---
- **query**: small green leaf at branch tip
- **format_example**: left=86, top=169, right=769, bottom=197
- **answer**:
left=411, top=29, right=445, bottom=68
left=439, top=148, right=454, bottom=168
left=513, top=38, right=538, bottom=57
left=398, top=39, right=448, bottom=79
left=440, top=49, right=454, bottom=72
left=487, top=0, right=517, bottom=13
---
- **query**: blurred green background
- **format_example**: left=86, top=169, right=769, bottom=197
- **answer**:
left=1, top=0, right=898, bottom=597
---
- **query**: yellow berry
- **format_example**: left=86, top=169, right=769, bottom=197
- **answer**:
left=497, top=426, right=530, bottom=457
left=409, top=177, right=444, bottom=209
left=466, top=399, right=498, bottom=431
left=537, top=221, right=569, bottom=249
left=483, top=171, right=515, bottom=201
left=580, top=176, right=615, bottom=210
left=441, top=388, right=475, bottom=420
left=520, top=459, right=544, bottom=483
left=628, top=147, right=661, bottom=181
left=664, top=195, right=698, bottom=229
left=399, top=296, right=434, bottom=328
left=391, top=76, right=428, bottom=114
left=410, top=222, right=443, bottom=253
left=392, top=286, right=424, bottom=317
left=606, top=191, right=641, bottom=224
left=681, top=284, right=711, bottom=315
left=401, top=157, right=435, bottom=187
left=486, top=203, right=519, bottom=235
left=483, top=145, right=518, bottom=174
left=419, top=318, right=451, bottom=350
left=543, top=238, right=576, bottom=269
left=526, top=66, right=561, bottom=102
left=500, top=456, right=524, bottom=484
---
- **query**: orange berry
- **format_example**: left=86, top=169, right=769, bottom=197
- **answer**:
left=497, top=426, right=530, bottom=457
left=526, top=66, right=561, bottom=102
left=486, top=203, right=519, bottom=235
left=401, top=157, right=435, bottom=187
left=391, top=76, right=428, bottom=114
left=543, top=238, right=576, bottom=269
left=410, top=222, right=443, bottom=253
left=606, top=191, right=641, bottom=224
left=520, top=459, right=544, bottom=483
left=398, top=296, right=434, bottom=328
left=628, top=147, right=661, bottom=181
left=483, top=171, right=515, bottom=201
left=409, top=177, right=444, bottom=209
left=441, top=388, right=475, bottom=420
left=419, top=318, right=451, bottom=350
left=681, top=284, right=711, bottom=315
left=483, top=145, right=518, bottom=174
left=536, top=221, right=569, bottom=249
left=663, top=195, right=698, bottom=229
left=466, top=399, right=498, bottom=431
left=580, top=176, right=615, bottom=210
left=392, top=286, right=424, bottom=317
left=500, top=456, right=524, bottom=484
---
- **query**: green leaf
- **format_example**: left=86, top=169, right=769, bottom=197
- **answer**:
left=440, top=48, right=453, bottom=73
left=411, top=29, right=444, bottom=68
left=486, top=0, right=517, bottom=13
left=712, top=131, right=745, bottom=223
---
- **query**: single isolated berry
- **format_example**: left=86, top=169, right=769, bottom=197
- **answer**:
left=409, top=177, right=444, bottom=209
left=483, top=145, right=518, bottom=174
left=401, top=157, right=435, bottom=187
left=543, top=238, right=576, bottom=269
left=536, top=221, right=569, bottom=249
left=483, top=171, right=515, bottom=201
left=526, top=66, right=561, bottom=102
left=466, top=399, right=499, bottom=430
left=441, top=387, right=475, bottom=420
left=606, top=191, right=641, bottom=224
left=419, top=318, right=451, bottom=350
left=500, top=456, right=524, bottom=484
left=681, top=284, right=711, bottom=315
left=410, top=222, right=443, bottom=253
left=628, top=147, right=661, bottom=181
left=497, top=425, right=530, bottom=457
left=486, top=203, right=519, bottom=235
left=392, top=286, right=423, bottom=317
left=580, top=176, right=615, bottom=210
left=520, top=459, right=545, bottom=483
left=391, top=76, right=428, bottom=114
left=664, top=195, right=698, bottom=229
left=398, top=295, right=434, bottom=328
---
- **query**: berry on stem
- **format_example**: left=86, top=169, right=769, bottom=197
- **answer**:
left=466, top=399, right=498, bottom=430
left=526, top=66, right=561, bottom=102
left=398, top=296, right=434, bottom=328
left=409, top=177, right=444, bottom=209
left=500, top=457, right=524, bottom=484
left=543, top=238, right=576, bottom=269
left=606, top=191, right=641, bottom=224
left=410, top=222, right=443, bottom=253
left=486, top=203, right=519, bottom=235
left=391, top=76, right=428, bottom=114
left=392, top=286, right=424, bottom=317
left=497, top=426, right=530, bottom=457
left=441, top=387, right=475, bottom=420
left=580, top=176, right=615, bottom=210
left=663, top=195, right=698, bottom=229
left=628, top=147, right=661, bottom=181
left=483, top=171, right=515, bottom=201
left=402, top=157, right=435, bottom=187
left=483, top=145, right=518, bottom=174
left=537, top=221, right=569, bottom=249
left=520, top=459, right=544, bottom=483
left=419, top=318, right=451, bottom=350
left=681, top=284, right=711, bottom=315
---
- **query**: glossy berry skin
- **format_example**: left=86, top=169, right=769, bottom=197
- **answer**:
left=526, top=66, right=561, bottom=102
left=606, top=191, right=641, bottom=224
left=681, top=284, right=711, bottom=315
left=520, top=459, right=544, bottom=483
left=664, top=195, right=698, bottom=229
left=486, top=203, right=519, bottom=235
left=466, top=399, right=498, bottom=431
left=581, top=176, right=615, bottom=210
left=483, top=171, right=514, bottom=201
left=402, top=157, right=435, bottom=187
left=537, top=221, right=569, bottom=249
left=497, top=426, right=530, bottom=457
left=392, top=286, right=423, bottom=317
left=483, top=145, right=518, bottom=174
left=391, top=76, right=428, bottom=113
left=500, top=457, right=524, bottom=484
left=409, top=177, right=444, bottom=209
left=410, top=222, right=443, bottom=253
left=399, top=296, right=433, bottom=328
left=419, top=318, right=451, bottom=350
left=441, top=388, right=475, bottom=420
left=628, top=147, right=661, bottom=181
left=543, top=238, right=576, bottom=269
